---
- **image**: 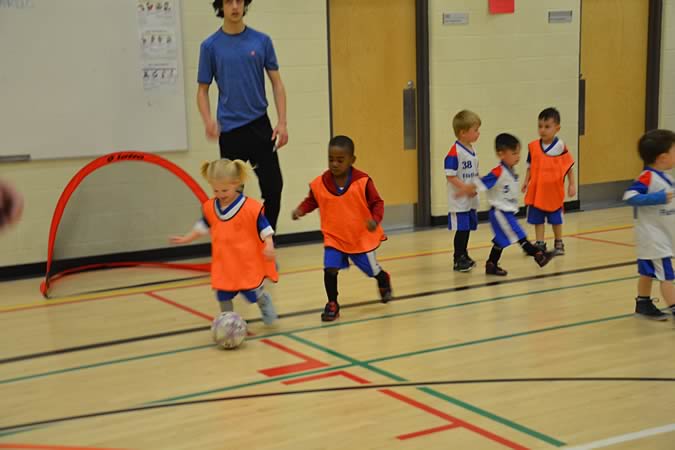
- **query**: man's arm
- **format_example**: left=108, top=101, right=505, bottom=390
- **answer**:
left=197, top=83, right=219, bottom=140
left=266, top=69, right=288, bottom=149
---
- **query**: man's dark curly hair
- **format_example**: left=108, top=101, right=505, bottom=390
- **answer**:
left=212, top=0, right=252, bottom=18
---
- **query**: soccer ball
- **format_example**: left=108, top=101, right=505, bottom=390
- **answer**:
left=211, top=312, right=248, bottom=349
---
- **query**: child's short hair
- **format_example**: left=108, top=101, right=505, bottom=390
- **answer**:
left=538, top=107, right=561, bottom=124
left=495, top=133, right=520, bottom=152
left=200, top=158, right=249, bottom=185
left=329, top=135, right=355, bottom=155
left=452, top=110, right=481, bottom=138
left=212, top=0, right=252, bottom=18
left=638, top=129, right=675, bottom=164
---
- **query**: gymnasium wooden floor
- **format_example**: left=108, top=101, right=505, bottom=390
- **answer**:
left=1, top=207, right=673, bottom=450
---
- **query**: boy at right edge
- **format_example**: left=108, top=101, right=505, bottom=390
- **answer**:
left=623, top=129, right=675, bottom=323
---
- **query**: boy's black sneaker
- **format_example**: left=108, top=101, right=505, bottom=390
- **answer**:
left=553, top=240, right=565, bottom=256
left=485, top=261, right=508, bottom=276
left=453, top=255, right=475, bottom=272
left=535, top=241, right=547, bottom=252
left=378, top=271, right=393, bottom=303
left=534, top=250, right=554, bottom=267
left=321, top=301, right=340, bottom=322
left=634, top=298, right=668, bottom=321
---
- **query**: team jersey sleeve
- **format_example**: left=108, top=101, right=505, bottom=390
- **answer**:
left=623, top=172, right=651, bottom=200
left=257, top=211, right=275, bottom=240
left=623, top=171, right=668, bottom=205
left=192, top=217, right=210, bottom=235
left=444, top=148, right=459, bottom=176
left=474, top=166, right=502, bottom=192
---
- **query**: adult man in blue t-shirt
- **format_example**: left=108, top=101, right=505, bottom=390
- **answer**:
left=197, top=0, right=288, bottom=231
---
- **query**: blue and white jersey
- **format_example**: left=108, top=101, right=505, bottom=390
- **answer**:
left=623, top=168, right=674, bottom=259
left=193, top=194, right=274, bottom=240
left=474, top=162, right=520, bottom=213
left=445, top=141, right=480, bottom=212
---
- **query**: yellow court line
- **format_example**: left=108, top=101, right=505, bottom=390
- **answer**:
left=0, top=223, right=634, bottom=313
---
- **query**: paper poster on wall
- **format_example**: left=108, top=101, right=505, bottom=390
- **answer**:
left=142, top=64, right=178, bottom=91
left=137, top=0, right=178, bottom=92
left=489, top=0, right=514, bottom=14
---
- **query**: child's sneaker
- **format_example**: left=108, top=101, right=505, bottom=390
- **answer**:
left=321, top=301, right=340, bottom=322
left=534, top=250, right=555, bottom=267
left=378, top=271, right=393, bottom=303
left=485, top=261, right=508, bottom=276
left=535, top=241, right=547, bottom=252
left=257, top=292, right=278, bottom=325
left=553, top=240, right=565, bottom=256
left=453, top=255, right=475, bottom=272
left=634, top=298, right=668, bottom=321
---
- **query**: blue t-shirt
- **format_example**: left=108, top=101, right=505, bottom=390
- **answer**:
left=197, top=27, right=279, bottom=132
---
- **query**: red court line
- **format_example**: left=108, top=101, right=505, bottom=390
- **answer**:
left=570, top=235, right=635, bottom=248
left=283, top=370, right=371, bottom=385
left=145, top=292, right=214, bottom=321
left=0, top=444, right=127, bottom=450
left=379, top=389, right=529, bottom=449
left=397, top=423, right=460, bottom=440
left=259, top=339, right=329, bottom=377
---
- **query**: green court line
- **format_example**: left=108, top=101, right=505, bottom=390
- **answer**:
left=366, top=313, right=633, bottom=364
left=0, top=344, right=212, bottom=385
left=0, top=275, right=636, bottom=386
left=286, top=334, right=566, bottom=447
left=0, top=425, right=47, bottom=438
left=418, top=387, right=566, bottom=447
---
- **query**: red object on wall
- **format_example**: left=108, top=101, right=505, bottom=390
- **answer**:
left=489, top=0, right=514, bottom=14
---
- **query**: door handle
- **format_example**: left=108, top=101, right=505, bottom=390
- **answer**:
left=579, top=76, right=586, bottom=136
left=403, top=80, right=417, bottom=150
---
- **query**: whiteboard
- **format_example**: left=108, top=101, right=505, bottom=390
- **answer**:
left=0, top=0, right=188, bottom=160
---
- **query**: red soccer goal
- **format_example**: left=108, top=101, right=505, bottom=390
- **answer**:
left=41, top=151, right=211, bottom=298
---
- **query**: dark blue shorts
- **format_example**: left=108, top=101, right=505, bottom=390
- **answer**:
left=448, top=210, right=478, bottom=231
left=526, top=206, right=563, bottom=225
left=324, top=247, right=382, bottom=277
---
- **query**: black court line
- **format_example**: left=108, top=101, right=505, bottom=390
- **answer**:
left=0, top=260, right=634, bottom=366
left=1, top=377, right=672, bottom=433
left=48, top=274, right=209, bottom=298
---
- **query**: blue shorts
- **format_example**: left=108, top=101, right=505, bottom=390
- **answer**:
left=216, top=284, right=264, bottom=304
left=489, top=209, right=527, bottom=249
left=637, top=258, right=674, bottom=281
left=527, top=206, right=563, bottom=225
left=448, top=210, right=478, bottom=231
left=324, top=247, right=382, bottom=277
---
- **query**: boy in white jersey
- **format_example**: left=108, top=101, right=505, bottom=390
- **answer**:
left=445, top=110, right=481, bottom=272
left=623, top=129, right=675, bottom=321
left=459, top=134, right=555, bottom=275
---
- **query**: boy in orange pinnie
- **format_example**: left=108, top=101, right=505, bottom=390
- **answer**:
left=522, top=107, right=576, bottom=255
left=292, top=135, right=393, bottom=322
